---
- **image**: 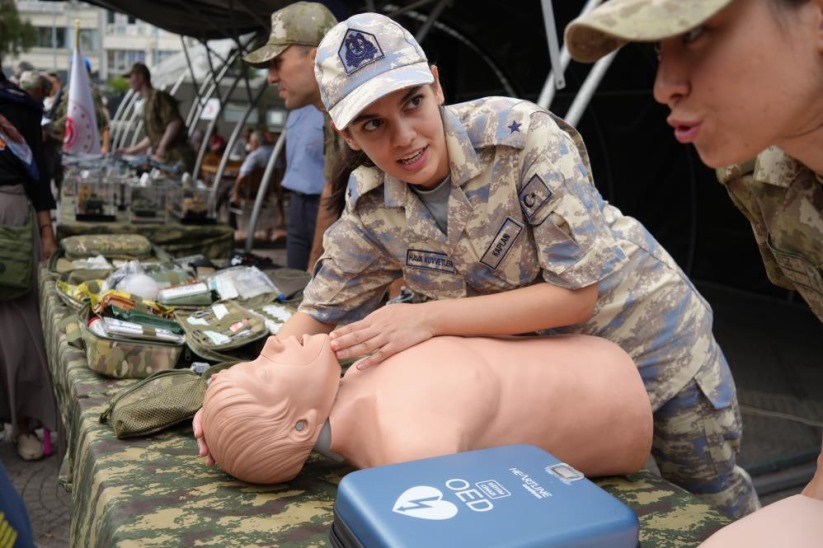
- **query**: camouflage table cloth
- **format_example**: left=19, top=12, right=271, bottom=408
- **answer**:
left=39, top=270, right=731, bottom=547
left=56, top=194, right=234, bottom=260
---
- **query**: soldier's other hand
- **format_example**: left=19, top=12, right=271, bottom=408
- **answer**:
left=329, top=303, right=435, bottom=370
left=192, top=409, right=216, bottom=466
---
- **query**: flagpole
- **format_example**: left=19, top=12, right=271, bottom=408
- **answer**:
left=74, top=19, right=80, bottom=50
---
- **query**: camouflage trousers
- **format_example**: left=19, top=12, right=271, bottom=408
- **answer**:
left=653, top=380, right=761, bottom=520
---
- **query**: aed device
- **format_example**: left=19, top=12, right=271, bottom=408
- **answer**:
left=329, top=444, right=639, bottom=547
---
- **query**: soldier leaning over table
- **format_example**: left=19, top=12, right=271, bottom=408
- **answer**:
left=116, top=62, right=195, bottom=174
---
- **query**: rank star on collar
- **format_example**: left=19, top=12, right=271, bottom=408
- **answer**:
left=508, top=120, right=521, bottom=133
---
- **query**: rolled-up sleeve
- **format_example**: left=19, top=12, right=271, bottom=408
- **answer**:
left=299, top=211, right=398, bottom=325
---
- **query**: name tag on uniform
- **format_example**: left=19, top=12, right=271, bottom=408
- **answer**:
left=519, top=174, right=552, bottom=224
left=406, top=249, right=456, bottom=274
left=481, top=217, right=523, bottom=270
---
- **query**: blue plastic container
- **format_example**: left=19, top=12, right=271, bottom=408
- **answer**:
left=329, top=444, right=639, bottom=547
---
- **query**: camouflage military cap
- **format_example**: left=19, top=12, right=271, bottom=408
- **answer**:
left=315, top=13, right=434, bottom=129
left=243, top=2, right=338, bottom=67
left=565, top=0, right=733, bottom=63
left=122, top=62, right=150, bottom=80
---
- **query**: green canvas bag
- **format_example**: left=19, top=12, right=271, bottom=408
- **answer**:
left=98, top=361, right=237, bottom=439
left=99, top=369, right=207, bottom=438
left=0, top=211, right=34, bottom=301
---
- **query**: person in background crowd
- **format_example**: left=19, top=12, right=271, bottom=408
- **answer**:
left=189, top=128, right=205, bottom=157
left=0, top=55, right=59, bottom=463
left=17, top=71, right=51, bottom=104
left=564, top=0, right=823, bottom=503
left=241, top=1, right=344, bottom=271
left=208, top=132, right=227, bottom=157
left=10, top=61, right=34, bottom=85
left=116, top=62, right=195, bottom=173
left=229, top=126, right=253, bottom=161
left=42, top=72, right=64, bottom=194
left=226, top=129, right=285, bottom=238
left=17, top=71, right=63, bottom=200
left=280, top=105, right=325, bottom=269
left=42, top=72, right=63, bottom=119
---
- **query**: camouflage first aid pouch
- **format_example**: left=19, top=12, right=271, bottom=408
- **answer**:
left=75, top=303, right=184, bottom=379
left=174, top=300, right=268, bottom=362
left=61, top=233, right=153, bottom=260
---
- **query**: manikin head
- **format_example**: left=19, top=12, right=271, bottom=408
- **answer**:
left=200, top=334, right=340, bottom=484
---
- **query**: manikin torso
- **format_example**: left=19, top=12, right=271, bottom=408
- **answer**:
left=201, top=334, right=653, bottom=484
left=328, top=335, right=653, bottom=477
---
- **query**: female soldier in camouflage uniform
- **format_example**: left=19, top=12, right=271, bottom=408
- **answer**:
left=197, top=12, right=759, bottom=518
left=565, top=0, right=823, bottom=505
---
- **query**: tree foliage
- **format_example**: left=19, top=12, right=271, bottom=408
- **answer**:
left=0, top=0, right=37, bottom=56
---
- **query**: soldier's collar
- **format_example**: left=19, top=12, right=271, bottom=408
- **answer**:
left=754, top=147, right=810, bottom=189
left=442, top=106, right=483, bottom=187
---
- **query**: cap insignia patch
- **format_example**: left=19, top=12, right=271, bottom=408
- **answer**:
left=339, top=29, right=384, bottom=74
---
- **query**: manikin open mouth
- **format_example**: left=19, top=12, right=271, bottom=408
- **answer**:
left=399, top=148, right=425, bottom=164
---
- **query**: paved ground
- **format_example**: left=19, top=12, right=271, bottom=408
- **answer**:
left=0, top=436, right=70, bottom=547
left=2, top=245, right=821, bottom=546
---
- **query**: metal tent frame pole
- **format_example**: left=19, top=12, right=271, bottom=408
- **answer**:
left=563, top=51, right=616, bottom=127
left=190, top=48, right=245, bottom=179
left=109, top=88, right=135, bottom=147
left=208, top=79, right=268, bottom=213
left=384, top=3, right=517, bottom=97
left=537, top=0, right=603, bottom=110
left=245, top=130, right=286, bottom=252
left=111, top=90, right=140, bottom=151
left=540, top=0, right=565, bottom=90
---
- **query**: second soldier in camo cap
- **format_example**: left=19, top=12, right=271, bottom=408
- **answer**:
left=566, top=0, right=823, bottom=504
left=196, top=11, right=759, bottom=519
left=564, top=0, right=733, bottom=62
left=241, top=2, right=342, bottom=266
left=243, top=1, right=337, bottom=111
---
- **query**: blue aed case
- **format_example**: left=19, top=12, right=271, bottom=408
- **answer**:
left=329, top=444, right=639, bottom=548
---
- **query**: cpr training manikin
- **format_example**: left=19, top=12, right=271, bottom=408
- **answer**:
left=198, top=333, right=654, bottom=485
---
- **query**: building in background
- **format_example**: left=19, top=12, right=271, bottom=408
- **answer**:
left=9, top=0, right=286, bottom=161
left=10, top=0, right=185, bottom=81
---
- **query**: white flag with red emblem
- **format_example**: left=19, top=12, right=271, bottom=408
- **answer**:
left=63, top=39, right=100, bottom=154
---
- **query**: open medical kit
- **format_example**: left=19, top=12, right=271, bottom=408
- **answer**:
left=329, top=444, right=639, bottom=548
left=73, top=295, right=185, bottom=379
left=174, top=300, right=269, bottom=362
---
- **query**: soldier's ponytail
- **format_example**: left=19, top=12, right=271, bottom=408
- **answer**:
left=322, top=146, right=373, bottom=219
